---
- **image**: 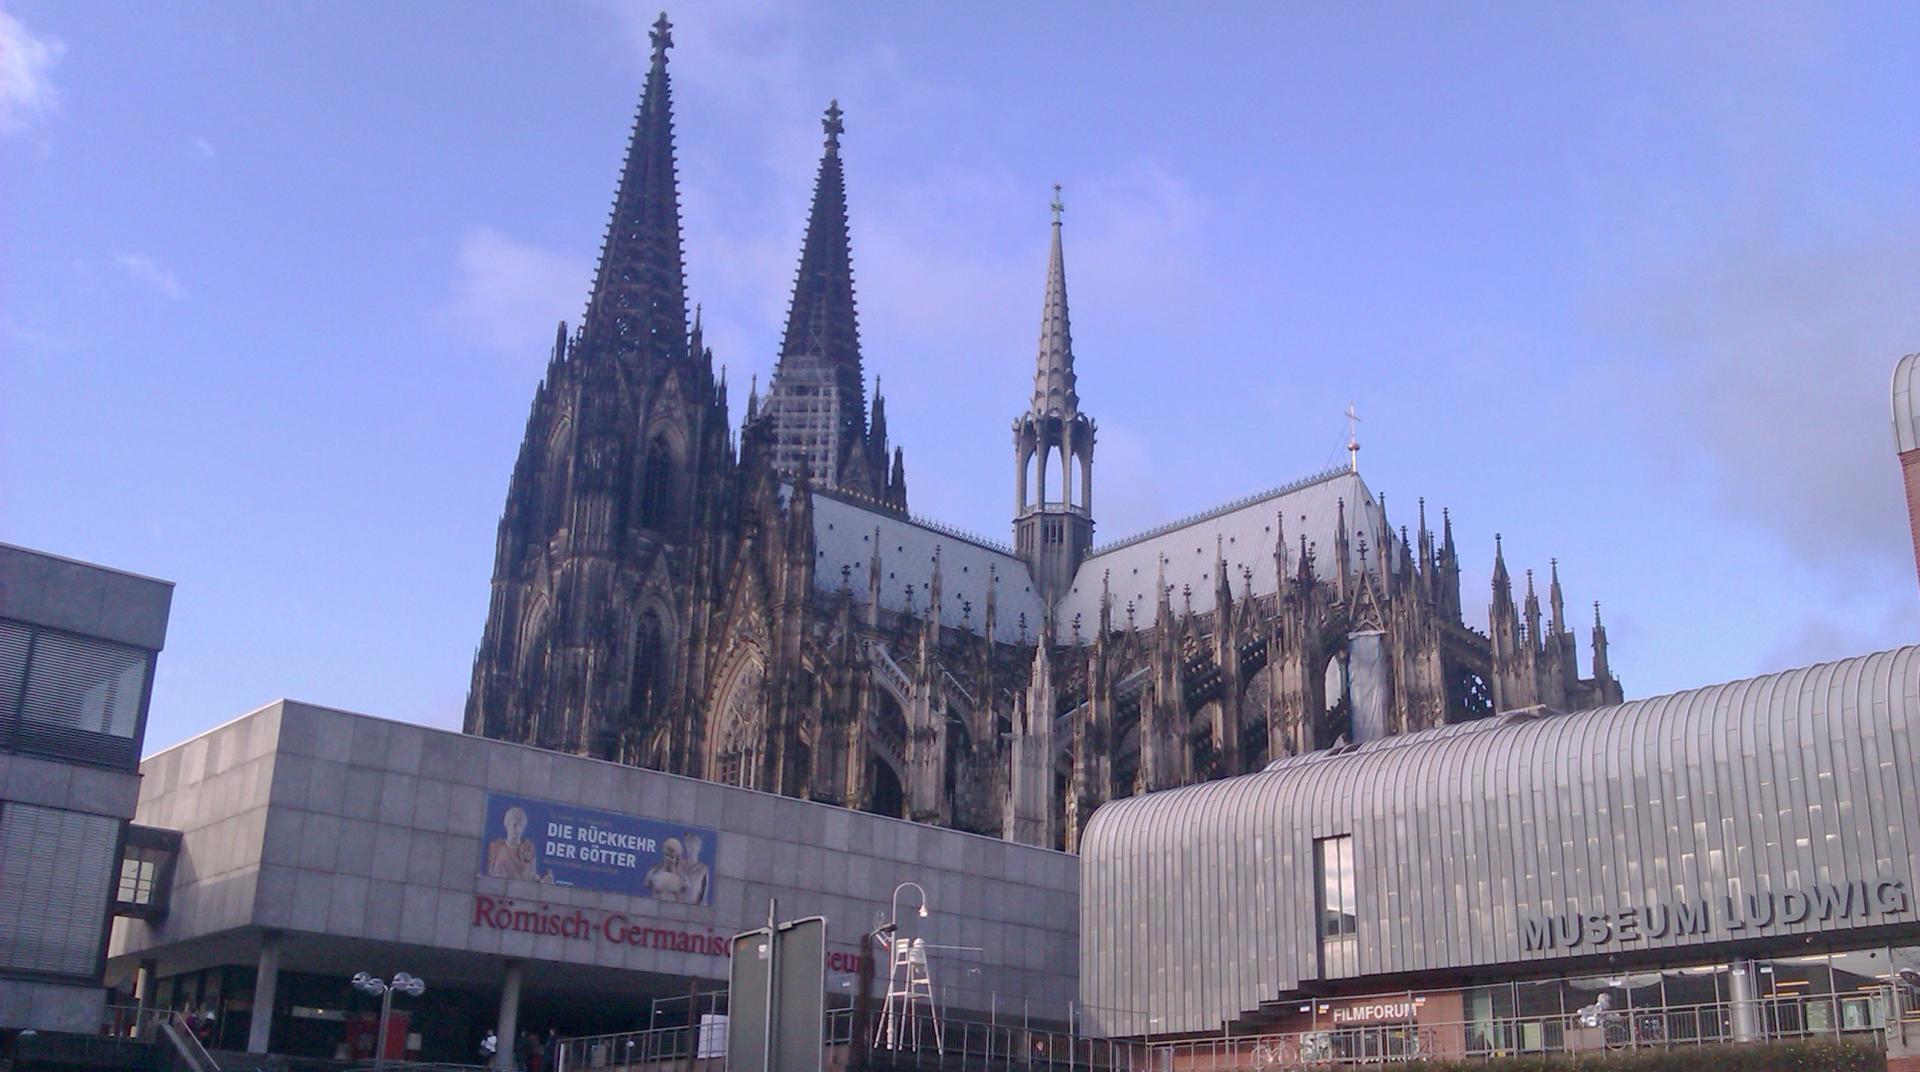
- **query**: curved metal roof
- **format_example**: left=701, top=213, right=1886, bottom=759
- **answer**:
left=1079, top=646, right=1920, bottom=1037
left=1894, top=352, right=1920, bottom=454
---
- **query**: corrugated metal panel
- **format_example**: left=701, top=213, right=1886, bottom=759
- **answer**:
left=1079, top=646, right=1920, bottom=1037
left=1894, top=352, right=1920, bottom=454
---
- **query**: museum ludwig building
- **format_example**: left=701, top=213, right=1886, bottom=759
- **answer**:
left=1080, top=646, right=1920, bottom=1061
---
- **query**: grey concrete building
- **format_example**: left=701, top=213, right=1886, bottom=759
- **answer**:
left=108, top=700, right=1077, bottom=1064
left=1080, top=646, right=1920, bottom=1046
left=0, top=542, right=173, bottom=1034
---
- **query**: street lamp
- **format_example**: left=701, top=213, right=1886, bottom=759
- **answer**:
left=352, top=971, right=425, bottom=1072
left=890, top=881, right=929, bottom=931
left=874, top=882, right=940, bottom=1053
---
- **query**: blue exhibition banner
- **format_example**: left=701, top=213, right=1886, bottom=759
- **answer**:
left=477, top=792, right=716, bottom=905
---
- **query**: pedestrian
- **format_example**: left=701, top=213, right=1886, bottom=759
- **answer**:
left=192, top=1006, right=215, bottom=1046
left=519, top=1029, right=541, bottom=1072
left=545, top=1027, right=562, bottom=1072
left=479, top=1026, right=498, bottom=1064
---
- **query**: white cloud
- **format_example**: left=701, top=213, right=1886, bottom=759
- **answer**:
left=0, top=10, right=64, bottom=136
left=113, top=252, right=186, bottom=300
left=1602, top=218, right=1920, bottom=568
left=436, top=227, right=590, bottom=360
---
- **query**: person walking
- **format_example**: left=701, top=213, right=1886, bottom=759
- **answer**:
left=479, top=1027, right=498, bottom=1065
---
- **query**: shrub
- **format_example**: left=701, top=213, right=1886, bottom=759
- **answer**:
left=1396, top=1039, right=1884, bottom=1072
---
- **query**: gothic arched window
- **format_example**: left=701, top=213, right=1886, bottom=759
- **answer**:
left=631, top=611, right=666, bottom=726
left=640, top=435, right=675, bottom=528
left=713, top=657, right=765, bottom=790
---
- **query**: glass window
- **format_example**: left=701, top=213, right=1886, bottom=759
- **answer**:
left=1827, top=948, right=1889, bottom=1032
left=0, top=802, right=120, bottom=977
left=1316, top=835, right=1357, bottom=978
left=118, top=856, right=152, bottom=903
left=4, top=623, right=151, bottom=768
left=1660, top=965, right=1730, bottom=1044
left=19, top=630, right=147, bottom=737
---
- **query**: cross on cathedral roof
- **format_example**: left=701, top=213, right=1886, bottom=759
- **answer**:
left=650, top=12, right=673, bottom=56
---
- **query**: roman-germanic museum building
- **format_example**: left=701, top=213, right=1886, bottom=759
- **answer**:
left=108, top=701, right=1075, bottom=1064
left=463, top=13, right=1624, bottom=854
left=1079, top=646, right=1920, bottom=1059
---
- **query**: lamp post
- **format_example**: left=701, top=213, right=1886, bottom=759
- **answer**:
left=352, top=971, right=425, bottom=1072
left=890, top=881, right=930, bottom=932
left=873, top=883, right=935, bottom=1052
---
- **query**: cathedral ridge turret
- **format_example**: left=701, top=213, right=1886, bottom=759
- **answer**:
left=1013, top=186, right=1095, bottom=603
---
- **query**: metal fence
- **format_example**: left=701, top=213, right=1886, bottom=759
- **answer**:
left=554, top=983, right=1915, bottom=1072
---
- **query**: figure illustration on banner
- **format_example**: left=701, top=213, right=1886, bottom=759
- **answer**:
left=485, top=804, right=553, bottom=883
left=643, top=833, right=713, bottom=903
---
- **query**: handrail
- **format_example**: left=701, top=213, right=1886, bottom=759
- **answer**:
left=554, top=986, right=1906, bottom=1072
left=159, top=1009, right=222, bottom=1072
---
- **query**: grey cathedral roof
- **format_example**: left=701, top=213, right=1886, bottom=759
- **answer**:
left=807, top=465, right=1389, bottom=646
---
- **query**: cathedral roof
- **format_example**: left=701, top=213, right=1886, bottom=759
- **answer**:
left=808, top=488, right=1047, bottom=645
left=1053, top=467, right=1390, bottom=640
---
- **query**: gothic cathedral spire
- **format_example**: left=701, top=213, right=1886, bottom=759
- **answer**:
left=467, top=12, right=729, bottom=773
left=1032, top=185, right=1078, bottom=417
left=762, top=100, right=900, bottom=504
left=581, top=12, right=690, bottom=365
left=1014, top=185, right=1096, bottom=605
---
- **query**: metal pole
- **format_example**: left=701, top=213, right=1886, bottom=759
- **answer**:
left=763, top=898, right=779, bottom=1072
left=375, top=985, right=394, bottom=1072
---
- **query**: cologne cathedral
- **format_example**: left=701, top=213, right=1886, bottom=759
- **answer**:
left=464, top=15, right=1623, bottom=851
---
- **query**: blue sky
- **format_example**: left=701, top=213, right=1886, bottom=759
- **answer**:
left=4, top=2, right=1917, bottom=755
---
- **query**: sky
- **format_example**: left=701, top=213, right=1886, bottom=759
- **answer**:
left=4, top=2, right=1918, bottom=756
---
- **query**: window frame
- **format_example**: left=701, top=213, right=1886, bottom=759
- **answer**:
left=0, top=617, right=157, bottom=772
left=1315, top=834, right=1358, bottom=979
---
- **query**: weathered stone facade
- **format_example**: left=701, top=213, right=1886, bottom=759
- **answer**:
left=465, top=16, right=1624, bottom=851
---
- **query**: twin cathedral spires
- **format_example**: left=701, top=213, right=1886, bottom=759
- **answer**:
left=466, top=11, right=1081, bottom=761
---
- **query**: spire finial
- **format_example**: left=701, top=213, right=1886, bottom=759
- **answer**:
left=1027, top=181, right=1078, bottom=417
left=1345, top=402, right=1362, bottom=473
left=650, top=12, right=673, bottom=59
left=823, top=99, right=844, bottom=149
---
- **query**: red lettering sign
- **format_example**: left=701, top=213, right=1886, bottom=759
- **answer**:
left=469, top=895, right=861, bottom=971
